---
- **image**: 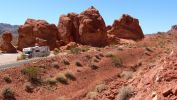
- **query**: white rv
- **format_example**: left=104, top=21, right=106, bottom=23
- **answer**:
left=22, top=46, right=50, bottom=58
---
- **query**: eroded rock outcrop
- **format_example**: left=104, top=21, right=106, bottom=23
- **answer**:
left=168, top=25, right=177, bottom=33
left=0, top=32, right=17, bottom=53
left=58, top=13, right=79, bottom=44
left=18, top=19, right=59, bottom=50
left=108, top=14, right=144, bottom=40
left=171, top=25, right=177, bottom=31
left=58, top=6, right=108, bottom=47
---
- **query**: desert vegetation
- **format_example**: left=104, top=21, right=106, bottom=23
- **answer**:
left=0, top=3, right=176, bottom=100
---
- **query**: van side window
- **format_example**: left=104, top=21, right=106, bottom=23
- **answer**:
left=35, top=50, right=40, bottom=52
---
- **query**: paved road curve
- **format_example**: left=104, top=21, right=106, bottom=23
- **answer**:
left=0, top=52, right=67, bottom=70
left=0, top=58, right=39, bottom=70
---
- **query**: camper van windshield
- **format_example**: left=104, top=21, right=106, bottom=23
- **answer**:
left=24, top=51, right=32, bottom=54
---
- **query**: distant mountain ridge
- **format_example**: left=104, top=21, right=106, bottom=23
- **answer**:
left=0, top=23, right=18, bottom=34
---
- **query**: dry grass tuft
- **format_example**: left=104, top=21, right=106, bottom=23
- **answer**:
left=55, top=73, right=68, bottom=84
left=116, top=86, right=133, bottom=100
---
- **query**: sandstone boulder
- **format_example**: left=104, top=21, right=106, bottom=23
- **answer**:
left=78, top=6, right=108, bottom=46
left=108, top=14, right=144, bottom=40
left=58, top=13, right=77, bottom=44
left=18, top=19, right=59, bottom=50
left=58, top=6, right=108, bottom=47
left=107, top=34, right=120, bottom=45
left=18, top=24, right=35, bottom=50
left=0, top=32, right=17, bottom=53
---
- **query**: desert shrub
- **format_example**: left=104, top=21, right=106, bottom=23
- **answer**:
left=90, top=64, right=99, bottom=70
left=3, top=75, right=12, bottom=83
left=95, top=55, right=101, bottom=60
left=86, top=92, right=98, bottom=100
left=95, top=84, right=106, bottom=93
left=64, top=71, right=76, bottom=81
left=145, top=46, right=153, bottom=52
left=85, top=55, right=92, bottom=59
left=55, top=73, right=68, bottom=84
left=21, top=67, right=40, bottom=84
left=111, top=56, right=123, bottom=67
left=93, top=58, right=99, bottom=63
left=62, top=59, right=70, bottom=65
left=158, top=39, right=166, bottom=48
left=81, top=46, right=90, bottom=52
left=120, top=71, right=134, bottom=80
left=116, top=86, right=133, bottom=100
left=70, top=47, right=81, bottom=54
left=99, top=53, right=104, bottom=57
left=105, top=52, right=114, bottom=57
left=57, top=96, right=65, bottom=100
left=53, top=48, right=61, bottom=55
left=75, top=61, right=82, bottom=67
left=17, top=53, right=26, bottom=60
left=1, top=88, right=15, bottom=100
left=96, top=48, right=101, bottom=51
left=46, top=78, right=57, bottom=85
left=51, top=62, right=60, bottom=68
left=24, top=82, right=34, bottom=93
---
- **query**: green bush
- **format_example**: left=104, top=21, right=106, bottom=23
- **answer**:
left=21, top=67, right=40, bottom=84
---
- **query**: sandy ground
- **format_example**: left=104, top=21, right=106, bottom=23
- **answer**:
left=0, top=53, right=18, bottom=65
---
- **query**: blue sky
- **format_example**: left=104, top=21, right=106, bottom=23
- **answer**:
left=0, top=0, right=177, bottom=34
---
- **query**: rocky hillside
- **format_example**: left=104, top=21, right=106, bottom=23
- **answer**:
left=0, top=6, right=176, bottom=100
left=0, top=23, right=18, bottom=34
left=0, top=26, right=177, bottom=100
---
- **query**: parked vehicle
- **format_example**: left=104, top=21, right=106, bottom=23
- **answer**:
left=22, top=46, right=50, bottom=58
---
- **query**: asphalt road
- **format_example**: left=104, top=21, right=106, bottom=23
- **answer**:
left=0, top=53, right=18, bottom=65
left=0, top=59, right=33, bottom=70
left=0, top=52, right=67, bottom=70
left=0, top=53, right=43, bottom=70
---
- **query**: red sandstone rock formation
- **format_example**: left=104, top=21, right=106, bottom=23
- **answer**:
left=0, top=32, right=17, bottom=53
left=168, top=25, right=177, bottom=33
left=171, top=25, right=177, bottom=31
left=108, top=14, right=144, bottom=40
left=58, top=6, right=108, bottom=47
left=18, top=19, right=59, bottom=50
left=58, top=13, right=78, bottom=44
